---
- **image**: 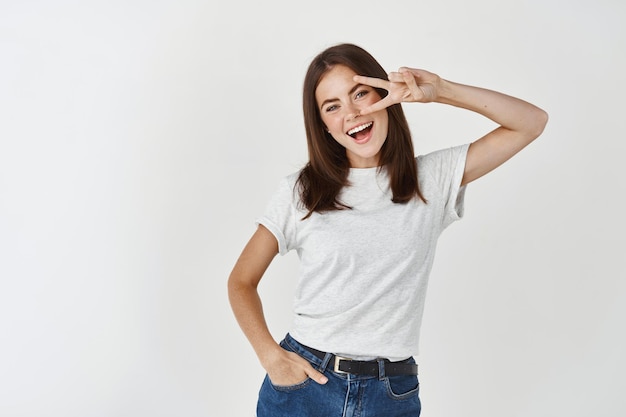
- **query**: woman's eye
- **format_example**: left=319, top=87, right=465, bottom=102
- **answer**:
left=325, top=105, right=338, bottom=112
left=355, top=90, right=369, bottom=99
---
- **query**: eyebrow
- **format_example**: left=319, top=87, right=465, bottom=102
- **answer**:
left=319, top=83, right=363, bottom=111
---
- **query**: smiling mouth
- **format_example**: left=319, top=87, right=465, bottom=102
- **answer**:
left=347, top=122, right=373, bottom=138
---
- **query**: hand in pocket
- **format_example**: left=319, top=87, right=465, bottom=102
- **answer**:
left=266, top=349, right=327, bottom=386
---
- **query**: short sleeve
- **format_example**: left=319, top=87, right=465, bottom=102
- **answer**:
left=255, top=175, right=299, bottom=255
left=417, top=143, right=470, bottom=229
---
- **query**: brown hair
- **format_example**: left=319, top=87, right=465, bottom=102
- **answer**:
left=297, top=43, right=425, bottom=219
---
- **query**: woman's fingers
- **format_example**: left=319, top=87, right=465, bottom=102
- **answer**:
left=355, top=68, right=440, bottom=114
left=304, top=363, right=328, bottom=384
left=353, top=74, right=388, bottom=89
left=359, top=96, right=395, bottom=115
left=293, top=351, right=328, bottom=384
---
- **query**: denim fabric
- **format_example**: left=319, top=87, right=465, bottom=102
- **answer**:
left=257, top=334, right=421, bottom=417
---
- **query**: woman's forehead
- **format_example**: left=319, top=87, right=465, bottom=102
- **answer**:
left=315, top=65, right=359, bottom=101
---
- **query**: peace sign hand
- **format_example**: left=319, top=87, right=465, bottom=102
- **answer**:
left=354, top=67, right=443, bottom=115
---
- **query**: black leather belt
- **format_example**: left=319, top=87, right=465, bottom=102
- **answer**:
left=301, top=343, right=418, bottom=377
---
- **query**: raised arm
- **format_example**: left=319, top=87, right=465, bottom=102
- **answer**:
left=355, top=68, right=548, bottom=185
left=435, top=77, right=548, bottom=185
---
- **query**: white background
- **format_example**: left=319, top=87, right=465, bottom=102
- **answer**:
left=1, top=0, right=625, bottom=416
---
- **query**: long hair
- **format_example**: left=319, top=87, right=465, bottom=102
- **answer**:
left=297, top=43, right=426, bottom=219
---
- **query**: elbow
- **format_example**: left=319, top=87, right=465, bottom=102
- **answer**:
left=227, top=275, right=244, bottom=308
left=227, top=273, right=244, bottom=298
left=531, top=108, right=549, bottom=140
left=227, top=271, right=259, bottom=302
left=227, top=272, right=241, bottom=301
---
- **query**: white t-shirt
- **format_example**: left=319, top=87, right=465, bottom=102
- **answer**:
left=257, top=144, right=469, bottom=361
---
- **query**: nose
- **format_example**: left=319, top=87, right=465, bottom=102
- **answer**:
left=345, top=104, right=361, bottom=121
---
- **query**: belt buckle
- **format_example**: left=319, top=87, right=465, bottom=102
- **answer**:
left=333, top=356, right=350, bottom=374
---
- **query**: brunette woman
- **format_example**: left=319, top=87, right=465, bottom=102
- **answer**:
left=228, top=43, right=548, bottom=417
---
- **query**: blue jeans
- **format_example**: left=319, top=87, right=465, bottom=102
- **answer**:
left=257, top=334, right=421, bottom=417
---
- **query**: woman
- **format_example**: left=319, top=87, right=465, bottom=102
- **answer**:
left=228, top=43, right=548, bottom=417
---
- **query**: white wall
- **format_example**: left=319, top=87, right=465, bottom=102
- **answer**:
left=1, top=0, right=624, bottom=416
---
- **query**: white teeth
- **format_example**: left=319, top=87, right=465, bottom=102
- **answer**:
left=347, top=122, right=372, bottom=136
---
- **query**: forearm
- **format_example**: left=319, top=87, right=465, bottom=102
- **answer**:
left=436, top=79, right=548, bottom=138
left=228, top=279, right=282, bottom=369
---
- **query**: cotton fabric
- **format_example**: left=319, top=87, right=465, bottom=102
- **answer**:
left=257, top=144, right=469, bottom=361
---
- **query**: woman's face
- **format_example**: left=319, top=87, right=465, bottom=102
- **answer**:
left=315, top=65, right=388, bottom=168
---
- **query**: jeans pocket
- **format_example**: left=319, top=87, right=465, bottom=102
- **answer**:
left=266, top=337, right=316, bottom=392
left=385, top=374, right=420, bottom=400
left=267, top=374, right=313, bottom=392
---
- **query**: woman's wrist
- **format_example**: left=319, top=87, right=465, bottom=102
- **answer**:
left=434, top=78, right=459, bottom=104
left=257, top=340, right=285, bottom=370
